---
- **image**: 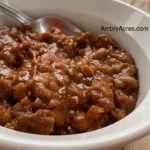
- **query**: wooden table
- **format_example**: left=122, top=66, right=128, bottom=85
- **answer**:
left=123, top=135, right=150, bottom=150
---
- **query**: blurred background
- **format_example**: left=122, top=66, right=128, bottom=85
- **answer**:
left=122, top=0, right=150, bottom=13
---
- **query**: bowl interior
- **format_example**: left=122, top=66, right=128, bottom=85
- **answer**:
left=1, top=0, right=150, bottom=106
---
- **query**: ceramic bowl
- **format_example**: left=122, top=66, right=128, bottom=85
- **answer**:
left=0, top=0, right=149, bottom=150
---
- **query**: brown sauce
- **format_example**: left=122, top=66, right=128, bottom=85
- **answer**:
left=0, top=25, right=139, bottom=135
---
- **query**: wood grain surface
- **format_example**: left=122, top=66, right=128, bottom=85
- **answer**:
left=123, top=135, right=150, bottom=150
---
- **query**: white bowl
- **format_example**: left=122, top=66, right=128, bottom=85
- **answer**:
left=0, top=0, right=150, bottom=150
